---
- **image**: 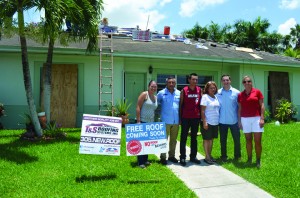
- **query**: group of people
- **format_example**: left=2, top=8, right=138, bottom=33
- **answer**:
left=135, top=73, right=265, bottom=169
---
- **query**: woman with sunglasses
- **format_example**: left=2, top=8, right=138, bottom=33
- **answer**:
left=238, top=76, right=265, bottom=168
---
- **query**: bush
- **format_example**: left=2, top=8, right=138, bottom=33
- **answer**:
left=264, top=109, right=272, bottom=123
left=274, top=98, right=297, bottom=123
left=43, top=120, right=64, bottom=138
left=0, top=103, right=4, bottom=117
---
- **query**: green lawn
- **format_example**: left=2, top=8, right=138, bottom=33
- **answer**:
left=198, top=122, right=300, bottom=198
left=0, top=129, right=196, bottom=198
left=1, top=122, right=299, bottom=198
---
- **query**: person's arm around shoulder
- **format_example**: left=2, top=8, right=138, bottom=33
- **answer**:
left=136, top=91, right=147, bottom=123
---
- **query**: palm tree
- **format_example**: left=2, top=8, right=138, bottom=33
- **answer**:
left=0, top=0, right=43, bottom=136
left=33, top=0, right=103, bottom=123
left=284, top=48, right=300, bottom=58
left=208, top=21, right=222, bottom=42
left=231, top=17, right=271, bottom=50
left=290, top=24, right=300, bottom=50
left=260, top=32, right=282, bottom=53
left=282, top=34, right=292, bottom=50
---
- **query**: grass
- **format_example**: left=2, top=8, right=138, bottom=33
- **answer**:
left=196, top=122, right=300, bottom=198
left=1, top=122, right=299, bottom=198
left=0, top=129, right=196, bottom=198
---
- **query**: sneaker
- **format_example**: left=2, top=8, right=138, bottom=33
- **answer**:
left=168, top=157, right=179, bottom=163
left=204, top=159, right=214, bottom=165
left=139, top=164, right=146, bottom=169
left=160, top=159, right=168, bottom=165
left=180, top=158, right=186, bottom=166
left=145, top=161, right=151, bottom=166
left=190, top=158, right=201, bottom=164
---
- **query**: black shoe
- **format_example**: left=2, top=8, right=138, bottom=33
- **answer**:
left=234, top=157, right=242, bottom=161
left=256, top=159, right=261, bottom=169
left=210, top=157, right=217, bottom=162
left=190, top=158, right=201, bottom=164
left=168, top=157, right=178, bottom=163
left=221, top=156, right=228, bottom=162
left=247, top=157, right=252, bottom=164
left=204, top=159, right=214, bottom=165
left=160, top=159, right=167, bottom=165
left=180, top=158, right=186, bottom=166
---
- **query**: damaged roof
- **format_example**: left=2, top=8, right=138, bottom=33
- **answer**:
left=1, top=35, right=300, bottom=66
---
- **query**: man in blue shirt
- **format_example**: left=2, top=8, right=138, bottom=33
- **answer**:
left=157, top=77, right=181, bottom=164
left=218, top=74, right=241, bottom=161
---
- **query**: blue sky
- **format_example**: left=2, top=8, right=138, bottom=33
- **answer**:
left=24, top=0, right=300, bottom=35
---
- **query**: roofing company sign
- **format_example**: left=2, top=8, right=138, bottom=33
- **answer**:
left=79, top=114, right=122, bottom=156
left=125, top=122, right=167, bottom=156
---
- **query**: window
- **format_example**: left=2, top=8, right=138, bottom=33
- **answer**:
left=157, top=74, right=213, bottom=92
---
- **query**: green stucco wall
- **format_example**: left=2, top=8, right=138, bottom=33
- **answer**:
left=1, top=51, right=300, bottom=129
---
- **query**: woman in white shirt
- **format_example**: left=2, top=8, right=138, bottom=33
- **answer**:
left=201, top=81, right=220, bottom=165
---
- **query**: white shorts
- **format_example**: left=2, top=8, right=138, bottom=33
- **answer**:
left=241, top=116, right=264, bottom=133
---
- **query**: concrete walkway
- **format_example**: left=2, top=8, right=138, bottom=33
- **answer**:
left=157, top=142, right=274, bottom=198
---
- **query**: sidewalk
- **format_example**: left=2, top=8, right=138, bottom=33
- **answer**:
left=156, top=142, right=274, bottom=198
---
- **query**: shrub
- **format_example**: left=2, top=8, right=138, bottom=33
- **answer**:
left=264, top=109, right=272, bottom=123
left=115, top=99, right=132, bottom=116
left=43, top=120, right=64, bottom=138
left=274, top=98, right=297, bottom=123
left=0, top=103, right=4, bottom=117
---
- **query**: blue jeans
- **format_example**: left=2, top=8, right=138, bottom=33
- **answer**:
left=219, top=123, right=241, bottom=159
left=180, top=118, right=199, bottom=159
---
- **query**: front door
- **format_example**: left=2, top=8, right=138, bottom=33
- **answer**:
left=125, top=73, right=145, bottom=121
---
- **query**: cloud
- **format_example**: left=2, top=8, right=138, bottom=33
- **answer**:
left=279, top=0, right=300, bottom=9
left=179, top=0, right=226, bottom=17
left=278, top=18, right=297, bottom=35
left=102, top=0, right=165, bottom=30
left=160, top=0, right=173, bottom=6
left=256, top=6, right=266, bottom=12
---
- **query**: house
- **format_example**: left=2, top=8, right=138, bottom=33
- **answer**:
left=0, top=35, right=299, bottom=129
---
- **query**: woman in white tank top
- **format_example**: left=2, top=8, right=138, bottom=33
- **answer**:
left=136, top=80, right=158, bottom=168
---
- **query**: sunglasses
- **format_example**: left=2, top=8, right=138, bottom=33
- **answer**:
left=243, top=80, right=252, bottom=83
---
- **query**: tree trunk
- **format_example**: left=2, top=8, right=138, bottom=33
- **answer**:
left=17, top=1, right=42, bottom=137
left=43, top=38, right=54, bottom=124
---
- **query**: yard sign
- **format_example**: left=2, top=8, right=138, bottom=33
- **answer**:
left=79, top=114, right=122, bottom=156
left=125, top=122, right=167, bottom=156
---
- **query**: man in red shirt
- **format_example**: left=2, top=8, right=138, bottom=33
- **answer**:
left=179, top=73, right=202, bottom=166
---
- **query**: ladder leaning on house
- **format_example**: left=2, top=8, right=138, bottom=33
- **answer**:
left=99, top=31, right=114, bottom=116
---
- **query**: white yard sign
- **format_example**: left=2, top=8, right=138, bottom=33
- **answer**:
left=79, top=114, right=122, bottom=156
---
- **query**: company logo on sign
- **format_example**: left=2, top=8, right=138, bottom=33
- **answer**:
left=85, top=123, right=119, bottom=135
left=155, top=143, right=167, bottom=149
left=127, top=140, right=142, bottom=155
left=105, top=147, right=119, bottom=153
left=144, top=141, right=158, bottom=146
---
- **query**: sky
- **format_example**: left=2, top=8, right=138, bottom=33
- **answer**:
left=23, top=0, right=300, bottom=35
